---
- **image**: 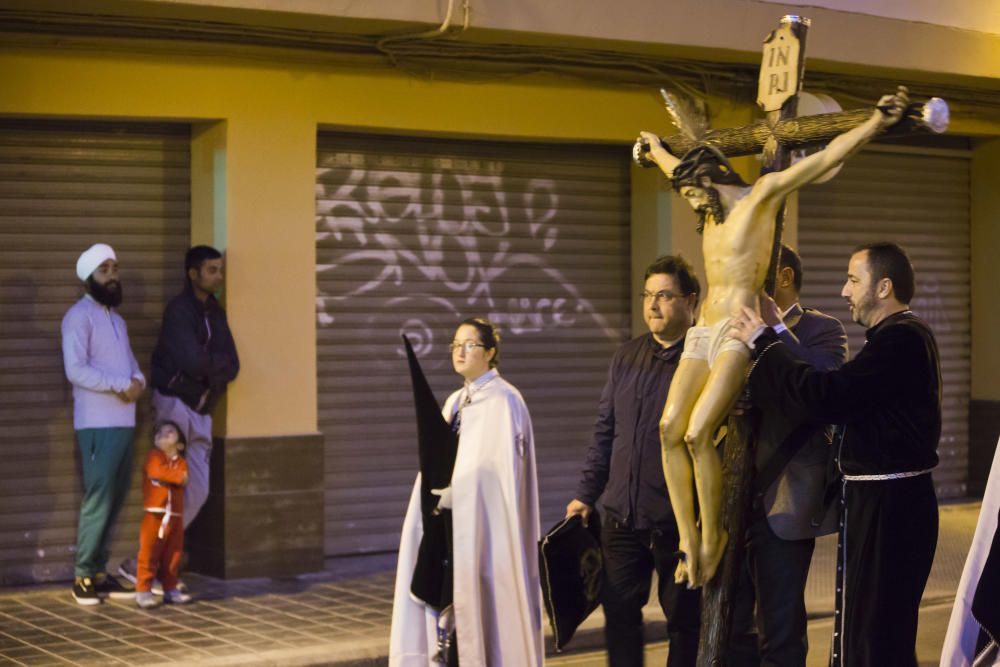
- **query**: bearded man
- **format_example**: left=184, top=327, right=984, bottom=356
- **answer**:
left=61, top=243, right=144, bottom=605
left=731, top=242, right=941, bottom=666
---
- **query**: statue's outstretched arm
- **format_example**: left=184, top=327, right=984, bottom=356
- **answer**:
left=639, top=130, right=682, bottom=179
left=758, top=86, right=909, bottom=201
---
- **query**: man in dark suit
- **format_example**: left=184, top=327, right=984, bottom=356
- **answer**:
left=732, top=244, right=848, bottom=667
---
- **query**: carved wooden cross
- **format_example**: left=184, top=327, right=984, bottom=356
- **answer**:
left=699, top=18, right=810, bottom=667
left=635, top=15, right=948, bottom=667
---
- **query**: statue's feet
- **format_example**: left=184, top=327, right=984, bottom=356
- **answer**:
left=697, top=528, right=728, bottom=586
left=674, top=536, right=701, bottom=587
left=673, top=559, right=690, bottom=585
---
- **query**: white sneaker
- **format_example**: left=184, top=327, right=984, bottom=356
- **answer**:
left=151, top=579, right=186, bottom=596
left=135, top=591, right=161, bottom=609
left=163, top=588, right=192, bottom=604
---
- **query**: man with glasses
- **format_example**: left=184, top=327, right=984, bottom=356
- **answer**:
left=567, top=255, right=702, bottom=666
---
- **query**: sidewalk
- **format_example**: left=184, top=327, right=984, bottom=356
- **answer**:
left=0, top=502, right=978, bottom=666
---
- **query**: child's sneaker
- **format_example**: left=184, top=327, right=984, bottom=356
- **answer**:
left=94, top=573, right=135, bottom=600
left=163, top=588, right=192, bottom=605
left=135, top=591, right=161, bottom=609
left=72, top=576, right=100, bottom=606
left=152, top=579, right=187, bottom=596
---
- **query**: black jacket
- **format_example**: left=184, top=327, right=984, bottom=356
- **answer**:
left=749, top=310, right=940, bottom=476
left=574, top=333, right=684, bottom=530
left=151, top=284, right=239, bottom=414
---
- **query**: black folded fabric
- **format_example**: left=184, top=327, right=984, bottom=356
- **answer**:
left=402, top=334, right=459, bottom=609
left=538, top=512, right=603, bottom=651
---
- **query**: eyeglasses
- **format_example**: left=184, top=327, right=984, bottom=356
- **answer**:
left=450, top=341, right=489, bottom=353
left=641, top=290, right=686, bottom=303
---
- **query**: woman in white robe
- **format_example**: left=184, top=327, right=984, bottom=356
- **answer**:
left=390, top=318, right=543, bottom=667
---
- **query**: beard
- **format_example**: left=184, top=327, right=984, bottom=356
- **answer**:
left=695, top=189, right=726, bottom=234
left=87, top=276, right=123, bottom=308
left=850, top=285, right=879, bottom=326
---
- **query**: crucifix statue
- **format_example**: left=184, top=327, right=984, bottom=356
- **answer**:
left=633, top=14, right=948, bottom=665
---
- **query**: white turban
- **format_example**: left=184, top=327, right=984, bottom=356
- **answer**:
left=76, top=243, right=117, bottom=282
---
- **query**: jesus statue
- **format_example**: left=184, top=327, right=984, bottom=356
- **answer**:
left=639, top=86, right=909, bottom=587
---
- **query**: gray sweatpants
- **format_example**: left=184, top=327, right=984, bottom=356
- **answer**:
left=151, top=390, right=213, bottom=529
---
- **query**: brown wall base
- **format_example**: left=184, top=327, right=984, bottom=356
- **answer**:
left=185, top=433, right=325, bottom=579
left=969, top=400, right=1000, bottom=498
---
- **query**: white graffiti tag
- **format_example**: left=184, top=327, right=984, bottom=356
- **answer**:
left=315, top=158, right=623, bottom=366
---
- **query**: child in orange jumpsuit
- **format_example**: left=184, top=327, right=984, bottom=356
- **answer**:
left=135, top=421, right=190, bottom=609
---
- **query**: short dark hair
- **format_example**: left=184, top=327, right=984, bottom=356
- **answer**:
left=185, top=245, right=222, bottom=274
left=671, top=144, right=749, bottom=191
left=853, top=242, right=915, bottom=304
left=154, top=420, right=187, bottom=447
left=779, top=243, right=803, bottom=292
left=644, top=254, right=701, bottom=307
left=459, top=317, right=501, bottom=369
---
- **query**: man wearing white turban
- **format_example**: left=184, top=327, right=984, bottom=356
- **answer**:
left=61, top=243, right=145, bottom=605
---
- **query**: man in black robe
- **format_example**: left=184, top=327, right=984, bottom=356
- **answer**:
left=730, top=242, right=942, bottom=667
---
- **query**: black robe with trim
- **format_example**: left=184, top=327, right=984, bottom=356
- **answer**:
left=747, top=310, right=942, bottom=667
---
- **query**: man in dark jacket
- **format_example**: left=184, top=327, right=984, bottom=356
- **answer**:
left=152, top=245, right=239, bottom=527
left=566, top=255, right=702, bottom=666
left=121, top=246, right=239, bottom=589
left=731, top=242, right=941, bottom=667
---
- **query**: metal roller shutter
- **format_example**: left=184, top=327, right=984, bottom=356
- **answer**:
left=0, top=119, right=191, bottom=584
left=798, top=144, right=971, bottom=498
left=316, top=133, right=630, bottom=555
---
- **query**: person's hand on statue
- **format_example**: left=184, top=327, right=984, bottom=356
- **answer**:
left=730, top=305, right=768, bottom=348
left=565, top=499, right=593, bottom=527
left=758, top=293, right=784, bottom=328
left=874, top=85, right=909, bottom=130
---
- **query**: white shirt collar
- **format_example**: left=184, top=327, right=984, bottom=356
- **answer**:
left=465, top=368, right=499, bottom=392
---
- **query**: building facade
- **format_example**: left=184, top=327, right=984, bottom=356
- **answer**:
left=1, top=0, right=998, bottom=584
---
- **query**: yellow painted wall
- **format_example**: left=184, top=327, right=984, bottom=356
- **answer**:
left=971, top=138, right=1000, bottom=402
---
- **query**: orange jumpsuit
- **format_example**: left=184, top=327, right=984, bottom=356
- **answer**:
left=136, top=448, right=187, bottom=593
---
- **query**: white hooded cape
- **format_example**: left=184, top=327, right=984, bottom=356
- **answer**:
left=941, top=435, right=1000, bottom=667
left=389, top=370, right=543, bottom=667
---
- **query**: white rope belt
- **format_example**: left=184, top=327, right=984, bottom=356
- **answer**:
left=145, top=500, right=182, bottom=539
left=842, top=467, right=935, bottom=482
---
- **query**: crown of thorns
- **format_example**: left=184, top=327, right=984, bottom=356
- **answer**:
left=671, top=144, right=748, bottom=190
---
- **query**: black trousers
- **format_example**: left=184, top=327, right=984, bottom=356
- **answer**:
left=601, top=517, right=701, bottom=667
left=832, top=475, right=938, bottom=667
left=730, top=504, right=817, bottom=667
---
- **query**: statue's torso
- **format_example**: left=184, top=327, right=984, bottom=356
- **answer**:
left=700, top=191, right=780, bottom=325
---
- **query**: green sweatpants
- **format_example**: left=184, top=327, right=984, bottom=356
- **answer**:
left=74, top=427, right=134, bottom=578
